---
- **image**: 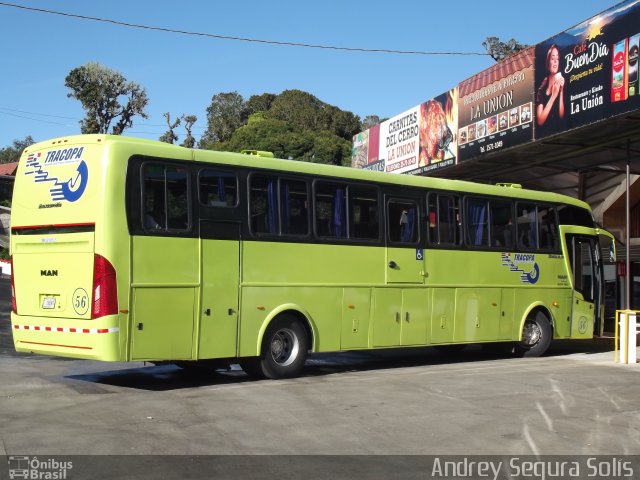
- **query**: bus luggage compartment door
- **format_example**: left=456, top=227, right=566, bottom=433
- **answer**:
left=198, top=221, right=240, bottom=359
left=131, top=236, right=198, bottom=361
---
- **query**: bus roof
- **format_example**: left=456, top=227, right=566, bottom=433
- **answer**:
left=22, top=134, right=591, bottom=211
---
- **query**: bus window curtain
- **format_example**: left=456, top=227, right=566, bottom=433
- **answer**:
left=469, top=201, right=486, bottom=246
left=217, top=176, right=226, bottom=203
left=333, top=188, right=345, bottom=238
left=267, top=180, right=277, bottom=234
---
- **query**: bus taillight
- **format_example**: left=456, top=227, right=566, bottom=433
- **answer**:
left=92, top=254, right=118, bottom=319
left=10, top=256, right=17, bottom=314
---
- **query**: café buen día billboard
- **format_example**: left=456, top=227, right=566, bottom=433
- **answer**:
left=352, top=0, right=640, bottom=173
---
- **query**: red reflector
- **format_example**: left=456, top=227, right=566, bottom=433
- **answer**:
left=92, top=254, right=118, bottom=319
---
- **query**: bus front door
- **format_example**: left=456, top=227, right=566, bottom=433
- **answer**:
left=567, top=235, right=602, bottom=339
left=198, top=222, right=240, bottom=359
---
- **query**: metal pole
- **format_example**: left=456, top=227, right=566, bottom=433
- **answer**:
left=626, top=140, right=631, bottom=310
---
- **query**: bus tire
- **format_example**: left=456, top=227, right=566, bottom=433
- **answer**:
left=243, top=316, right=308, bottom=379
left=515, top=311, right=552, bottom=357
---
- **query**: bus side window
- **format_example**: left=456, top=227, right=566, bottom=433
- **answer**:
left=250, top=175, right=278, bottom=235
left=143, top=164, right=166, bottom=231
left=489, top=199, right=513, bottom=248
left=166, top=167, right=189, bottom=230
left=198, top=170, right=237, bottom=207
left=315, top=182, right=347, bottom=239
left=349, top=186, right=379, bottom=240
left=142, top=164, right=191, bottom=233
left=388, top=199, right=418, bottom=244
left=516, top=202, right=537, bottom=249
left=538, top=205, right=558, bottom=250
left=465, top=197, right=489, bottom=247
left=281, top=178, right=309, bottom=236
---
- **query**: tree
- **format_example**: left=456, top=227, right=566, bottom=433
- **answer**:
left=64, top=62, right=149, bottom=134
left=200, top=91, right=245, bottom=146
left=362, top=115, right=382, bottom=130
left=159, top=112, right=181, bottom=144
left=266, top=90, right=323, bottom=131
left=242, top=93, right=276, bottom=121
left=181, top=115, right=197, bottom=148
left=0, top=136, right=35, bottom=164
left=200, top=88, right=373, bottom=165
left=483, top=37, right=528, bottom=62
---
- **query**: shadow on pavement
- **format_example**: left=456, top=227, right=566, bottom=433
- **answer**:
left=65, top=339, right=614, bottom=392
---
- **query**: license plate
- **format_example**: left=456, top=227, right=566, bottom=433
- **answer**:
left=42, top=297, right=56, bottom=309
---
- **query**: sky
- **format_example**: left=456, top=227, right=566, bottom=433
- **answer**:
left=0, top=0, right=620, bottom=147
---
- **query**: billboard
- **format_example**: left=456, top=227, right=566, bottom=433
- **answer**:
left=351, top=89, right=458, bottom=175
left=534, top=0, right=640, bottom=139
left=380, top=105, right=421, bottom=174
left=351, top=124, right=383, bottom=172
left=414, top=89, right=457, bottom=175
left=458, top=47, right=534, bottom=161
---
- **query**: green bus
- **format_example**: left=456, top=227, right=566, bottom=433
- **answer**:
left=10, top=134, right=615, bottom=378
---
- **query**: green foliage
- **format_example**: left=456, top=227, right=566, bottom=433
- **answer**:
left=181, top=115, right=197, bottom=148
left=200, top=91, right=245, bottom=146
left=0, top=136, right=34, bottom=164
left=483, top=37, right=528, bottom=62
left=362, top=115, right=382, bottom=130
left=64, top=62, right=149, bottom=134
left=159, top=112, right=180, bottom=144
left=0, top=247, right=9, bottom=260
left=201, top=89, right=366, bottom=166
left=243, top=93, right=276, bottom=120
left=266, top=90, right=324, bottom=130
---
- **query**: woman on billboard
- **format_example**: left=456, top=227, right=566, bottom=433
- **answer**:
left=536, top=44, right=565, bottom=135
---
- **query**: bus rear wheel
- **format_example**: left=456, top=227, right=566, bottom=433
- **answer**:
left=515, top=311, right=552, bottom=357
left=241, top=316, right=309, bottom=379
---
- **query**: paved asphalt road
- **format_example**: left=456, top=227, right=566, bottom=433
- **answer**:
left=1, top=276, right=639, bottom=479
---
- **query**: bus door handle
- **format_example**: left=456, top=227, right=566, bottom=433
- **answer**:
left=204, top=308, right=211, bottom=316
left=388, top=261, right=398, bottom=269
left=137, top=323, right=144, bottom=331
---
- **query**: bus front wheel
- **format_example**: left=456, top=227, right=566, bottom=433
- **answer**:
left=242, top=316, right=309, bottom=379
left=515, top=311, right=552, bottom=357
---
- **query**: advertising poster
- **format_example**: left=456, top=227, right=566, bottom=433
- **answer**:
left=534, top=0, right=640, bottom=139
left=458, top=47, right=534, bottom=162
left=412, top=88, right=458, bottom=175
left=351, top=124, right=383, bottom=172
left=379, top=105, right=421, bottom=174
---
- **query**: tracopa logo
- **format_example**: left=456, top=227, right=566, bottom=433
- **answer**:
left=25, top=148, right=89, bottom=205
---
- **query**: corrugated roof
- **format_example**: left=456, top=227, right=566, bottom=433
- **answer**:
left=458, top=46, right=535, bottom=98
left=0, top=162, right=18, bottom=176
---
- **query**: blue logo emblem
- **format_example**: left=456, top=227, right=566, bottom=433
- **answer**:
left=501, top=253, right=540, bottom=284
left=25, top=148, right=89, bottom=203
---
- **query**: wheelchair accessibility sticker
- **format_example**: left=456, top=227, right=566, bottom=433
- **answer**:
left=25, top=147, right=89, bottom=206
left=501, top=253, right=540, bottom=284
left=416, top=249, right=423, bottom=260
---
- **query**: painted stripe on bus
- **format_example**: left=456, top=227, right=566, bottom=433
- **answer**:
left=19, top=341, right=93, bottom=350
left=13, top=325, right=119, bottom=334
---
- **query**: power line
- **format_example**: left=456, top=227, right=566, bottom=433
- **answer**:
left=0, top=110, right=71, bottom=126
left=0, top=106, right=206, bottom=131
left=0, top=1, right=489, bottom=57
